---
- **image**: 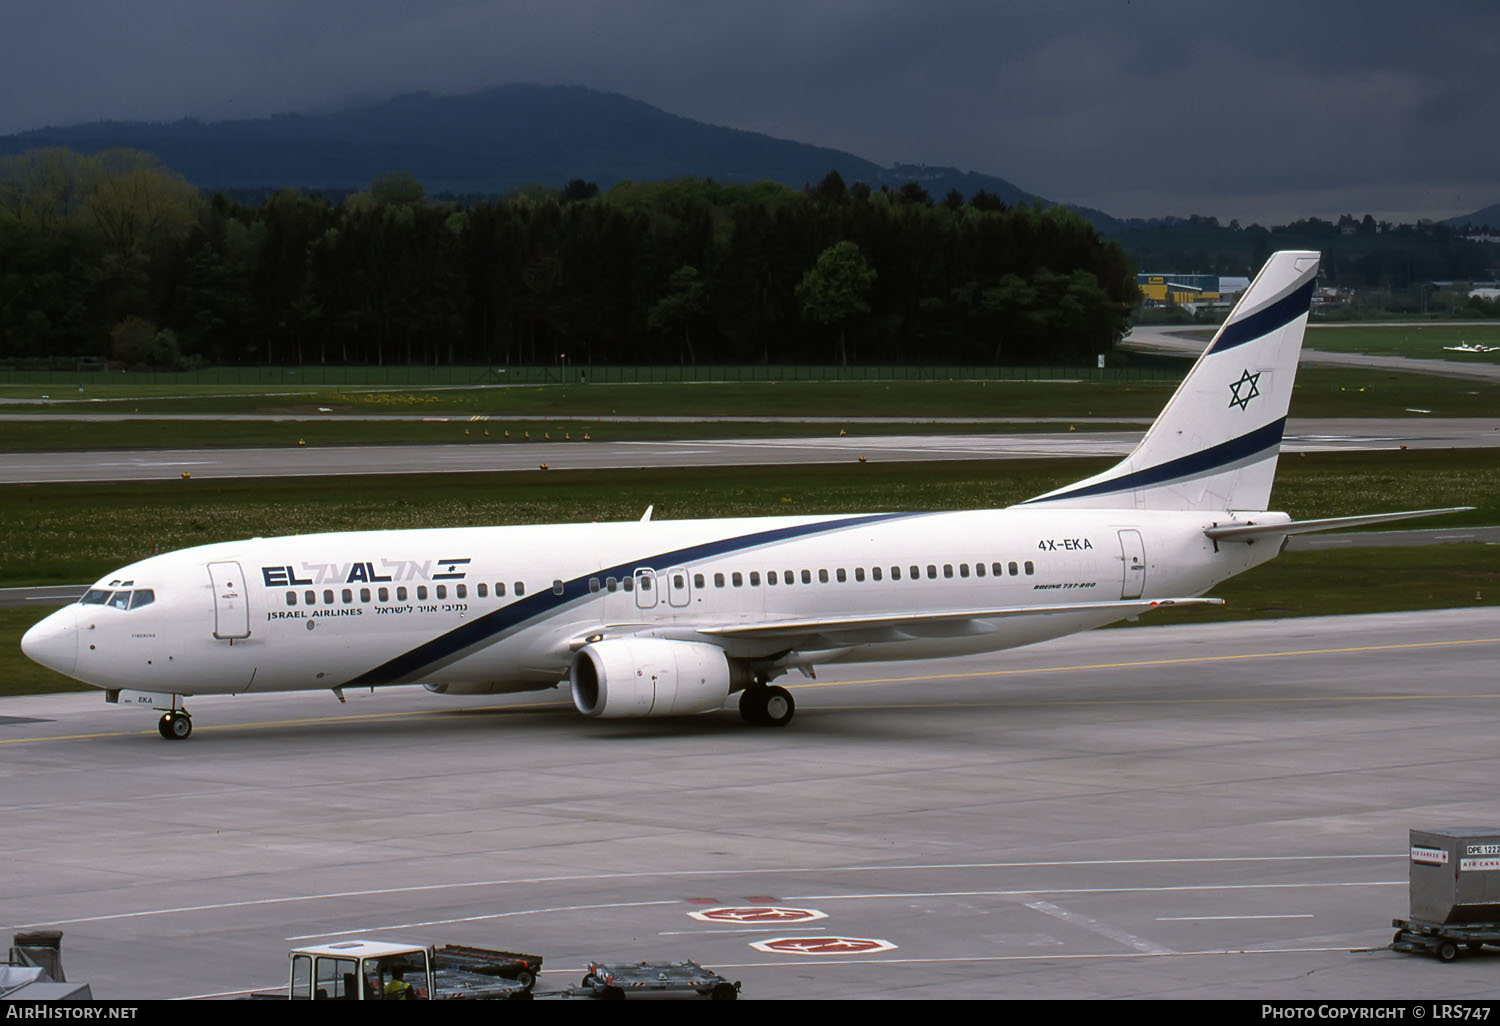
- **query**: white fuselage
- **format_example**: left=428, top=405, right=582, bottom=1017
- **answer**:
left=26, top=507, right=1280, bottom=699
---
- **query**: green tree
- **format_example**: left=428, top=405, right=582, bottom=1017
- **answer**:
left=796, top=240, right=876, bottom=365
left=647, top=265, right=709, bottom=363
left=369, top=171, right=426, bottom=207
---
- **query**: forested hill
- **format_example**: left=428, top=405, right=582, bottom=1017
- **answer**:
left=0, top=83, right=1101, bottom=224
left=0, top=148, right=1137, bottom=369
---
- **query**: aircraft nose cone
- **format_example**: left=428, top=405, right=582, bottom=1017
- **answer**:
left=21, top=607, right=77, bottom=677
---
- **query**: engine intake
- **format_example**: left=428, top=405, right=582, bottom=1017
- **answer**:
left=570, top=638, right=738, bottom=718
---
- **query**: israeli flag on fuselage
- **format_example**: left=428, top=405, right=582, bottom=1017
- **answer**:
left=1022, top=250, right=1320, bottom=513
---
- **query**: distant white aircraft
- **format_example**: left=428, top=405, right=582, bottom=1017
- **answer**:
left=22, top=251, right=1468, bottom=739
left=1442, top=342, right=1500, bottom=353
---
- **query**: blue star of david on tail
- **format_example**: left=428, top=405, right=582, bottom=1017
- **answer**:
left=1228, top=369, right=1261, bottom=411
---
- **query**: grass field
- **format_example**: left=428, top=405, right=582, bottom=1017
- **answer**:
left=2, top=367, right=1498, bottom=456
left=5, top=449, right=1497, bottom=587
left=0, top=416, right=1148, bottom=452
left=0, top=362, right=1177, bottom=392
left=1306, top=323, right=1500, bottom=361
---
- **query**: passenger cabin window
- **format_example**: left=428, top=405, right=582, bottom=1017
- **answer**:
left=515, top=582, right=526, bottom=596
left=1024, top=561, right=1035, bottom=575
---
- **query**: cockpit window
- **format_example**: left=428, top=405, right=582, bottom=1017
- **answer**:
left=81, top=588, right=154, bottom=610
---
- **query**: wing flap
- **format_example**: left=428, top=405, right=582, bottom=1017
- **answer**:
left=696, top=597, right=1224, bottom=642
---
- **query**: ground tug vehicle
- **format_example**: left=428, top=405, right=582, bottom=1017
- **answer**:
left=285, top=939, right=541, bottom=1000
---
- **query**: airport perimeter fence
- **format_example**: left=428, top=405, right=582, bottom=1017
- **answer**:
left=0, top=363, right=1183, bottom=388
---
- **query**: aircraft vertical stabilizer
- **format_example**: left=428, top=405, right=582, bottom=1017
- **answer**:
left=1022, top=250, right=1320, bottom=512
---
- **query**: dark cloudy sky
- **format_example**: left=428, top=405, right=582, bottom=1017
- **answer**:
left=3, top=0, right=1495, bottom=223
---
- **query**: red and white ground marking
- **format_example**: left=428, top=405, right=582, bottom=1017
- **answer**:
left=751, top=936, right=897, bottom=955
left=689, top=906, right=827, bottom=925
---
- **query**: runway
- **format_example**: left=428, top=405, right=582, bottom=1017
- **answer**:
left=2, top=418, right=1497, bottom=483
left=3, top=607, right=1498, bottom=1000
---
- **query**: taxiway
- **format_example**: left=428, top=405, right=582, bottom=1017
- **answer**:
left=2, top=418, right=1497, bottom=483
left=3, top=607, right=1498, bottom=1000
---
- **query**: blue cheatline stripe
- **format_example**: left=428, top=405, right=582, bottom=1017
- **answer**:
left=1019, top=418, right=1286, bottom=506
left=343, top=511, right=918, bottom=687
left=1206, top=278, right=1314, bottom=355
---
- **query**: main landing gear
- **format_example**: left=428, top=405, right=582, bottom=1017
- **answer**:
left=738, top=684, right=795, bottom=727
left=157, top=701, right=192, bottom=740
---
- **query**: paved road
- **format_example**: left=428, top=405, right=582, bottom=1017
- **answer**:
left=3, top=608, right=1497, bottom=1000
left=2, top=418, right=1497, bottom=484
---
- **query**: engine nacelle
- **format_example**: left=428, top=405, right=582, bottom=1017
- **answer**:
left=570, top=639, right=737, bottom=718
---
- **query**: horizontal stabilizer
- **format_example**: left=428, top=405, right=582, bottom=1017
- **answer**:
left=697, top=597, right=1224, bottom=642
left=1205, top=506, right=1474, bottom=542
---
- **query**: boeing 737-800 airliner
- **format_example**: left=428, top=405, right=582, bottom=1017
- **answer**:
left=21, top=251, right=1465, bottom=738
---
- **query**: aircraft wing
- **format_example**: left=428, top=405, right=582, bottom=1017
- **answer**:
left=693, top=597, right=1223, bottom=645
